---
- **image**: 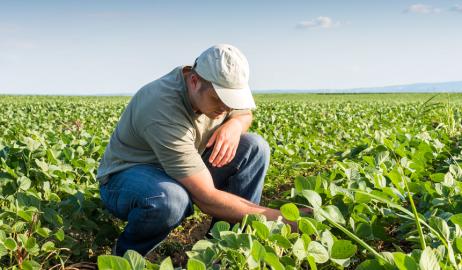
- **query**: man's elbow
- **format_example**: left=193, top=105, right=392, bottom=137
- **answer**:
left=189, top=190, right=218, bottom=215
left=178, top=168, right=222, bottom=215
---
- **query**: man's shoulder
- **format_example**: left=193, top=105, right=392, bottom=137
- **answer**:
left=138, top=66, right=184, bottom=96
left=133, top=67, right=183, bottom=106
left=130, top=66, right=192, bottom=128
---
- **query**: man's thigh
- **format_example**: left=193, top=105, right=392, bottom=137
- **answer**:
left=99, top=164, right=193, bottom=220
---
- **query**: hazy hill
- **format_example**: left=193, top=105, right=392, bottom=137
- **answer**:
left=254, top=81, right=462, bottom=94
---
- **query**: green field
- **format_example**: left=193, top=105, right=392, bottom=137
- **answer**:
left=1, top=93, right=462, bottom=269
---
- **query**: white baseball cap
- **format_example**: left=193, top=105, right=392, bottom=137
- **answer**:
left=194, top=44, right=256, bottom=110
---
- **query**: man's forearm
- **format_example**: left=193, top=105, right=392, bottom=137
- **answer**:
left=193, top=188, right=280, bottom=223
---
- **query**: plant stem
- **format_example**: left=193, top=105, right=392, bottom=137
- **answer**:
left=400, top=173, right=426, bottom=250
left=320, top=210, right=387, bottom=263
left=297, top=202, right=387, bottom=264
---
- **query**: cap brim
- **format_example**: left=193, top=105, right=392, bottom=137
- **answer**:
left=212, top=82, right=256, bottom=110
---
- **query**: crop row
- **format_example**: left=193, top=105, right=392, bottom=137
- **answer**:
left=0, top=95, right=461, bottom=269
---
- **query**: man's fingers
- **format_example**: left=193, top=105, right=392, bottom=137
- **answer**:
left=209, top=139, right=223, bottom=164
left=213, top=144, right=229, bottom=167
left=207, top=130, right=218, bottom=148
left=224, top=146, right=237, bottom=166
left=218, top=146, right=235, bottom=167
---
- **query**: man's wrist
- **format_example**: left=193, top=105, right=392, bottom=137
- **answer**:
left=227, top=118, right=244, bottom=134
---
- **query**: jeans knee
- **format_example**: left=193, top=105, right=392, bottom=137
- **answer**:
left=143, top=183, right=192, bottom=229
left=241, top=133, right=271, bottom=163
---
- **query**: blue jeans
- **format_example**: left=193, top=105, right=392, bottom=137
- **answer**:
left=99, top=133, right=270, bottom=256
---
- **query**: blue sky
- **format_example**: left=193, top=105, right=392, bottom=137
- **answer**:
left=1, top=0, right=461, bottom=94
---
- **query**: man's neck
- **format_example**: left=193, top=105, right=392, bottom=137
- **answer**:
left=182, top=67, right=201, bottom=114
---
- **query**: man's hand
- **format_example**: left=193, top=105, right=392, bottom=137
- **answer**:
left=206, top=118, right=243, bottom=167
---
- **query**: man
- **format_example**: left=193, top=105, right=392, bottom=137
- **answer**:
left=97, top=44, right=293, bottom=256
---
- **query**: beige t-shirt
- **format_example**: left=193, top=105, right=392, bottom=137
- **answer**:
left=97, top=66, right=249, bottom=184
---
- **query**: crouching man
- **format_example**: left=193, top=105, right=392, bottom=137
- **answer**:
left=97, top=44, right=291, bottom=256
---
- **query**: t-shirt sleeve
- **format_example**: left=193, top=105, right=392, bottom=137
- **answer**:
left=143, top=120, right=206, bottom=180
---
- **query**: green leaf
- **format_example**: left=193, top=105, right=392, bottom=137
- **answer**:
left=219, top=231, right=239, bottom=249
left=298, top=218, right=317, bottom=236
left=456, top=238, right=462, bottom=253
left=307, top=241, right=329, bottom=263
left=269, top=234, right=292, bottom=249
left=247, top=255, right=259, bottom=270
left=35, top=159, right=49, bottom=172
left=430, top=216, right=450, bottom=240
left=17, top=210, right=33, bottom=222
left=36, top=227, right=51, bottom=238
left=22, top=260, right=41, bottom=270
left=307, top=255, right=317, bottom=270
left=17, top=176, right=31, bottom=191
left=237, top=233, right=252, bottom=249
left=97, top=255, right=132, bottom=270
left=330, top=240, right=357, bottom=259
left=419, top=247, right=440, bottom=270
left=354, top=192, right=371, bottom=204
left=242, top=214, right=267, bottom=227
left=292, top=238, right=307, bottom=261
left=355, top=223, right=372, bottom=238
left=280, top=256, right=296, bottom=267
left=0, top=243, right=7, bottom=257
left=187, top=258, right=206, bottom=270
left=55, top=228, right=64, bottom=241
left=393, top=252, right=418, bottom=270
left=41, top=241, right=55, bottom=252
left=251, top=240, right=266, bottom=262
left=159, top=257, right=174, bottom=270
left=210, top=221, right=230, bottom=239
left=252, top=221, right=270, bottom=240
left=200, top=247, right=216, bottom=266
left=429, top=173, right=445, bottom=183
left=449, top=213, right=462, bottom=227
left=320, top=230, right=334, bottom=251
left=281, top=203, right=300, bottom=221
left=322, top=205, right=345, bottom=225
left=294, top=176, right=315, bottom=193
left=355, top=259, right=386, bottom=270
left=387, top=168, right=403, bottom=192
left=264, top=252, right=284, bottom=270
left=375, top=151, right=389, bottom=165
left=191, top=240, right=214, bottom=251
left=25, top=237, right=37, bottom=252
left=302, top=190, right=322, bottom=208
left=18, top=210, right=32, bottom=222
left=4, top=237, right=17, bottom=251
left=123, top=250, right=145, bottom=270
left=23, top=137, right=41, bottom=151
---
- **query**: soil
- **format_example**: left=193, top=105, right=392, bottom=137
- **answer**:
left=145, top=215, right=212, bottom=267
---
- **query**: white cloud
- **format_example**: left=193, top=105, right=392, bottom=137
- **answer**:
left=404, top=4, right=441, bottom=14
left=450, top=4, right=462, bottom=12
left=296, top=16, right=339, bottom=29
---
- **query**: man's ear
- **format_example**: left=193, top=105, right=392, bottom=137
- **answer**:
left=191, top=73, right=202, bottom=92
